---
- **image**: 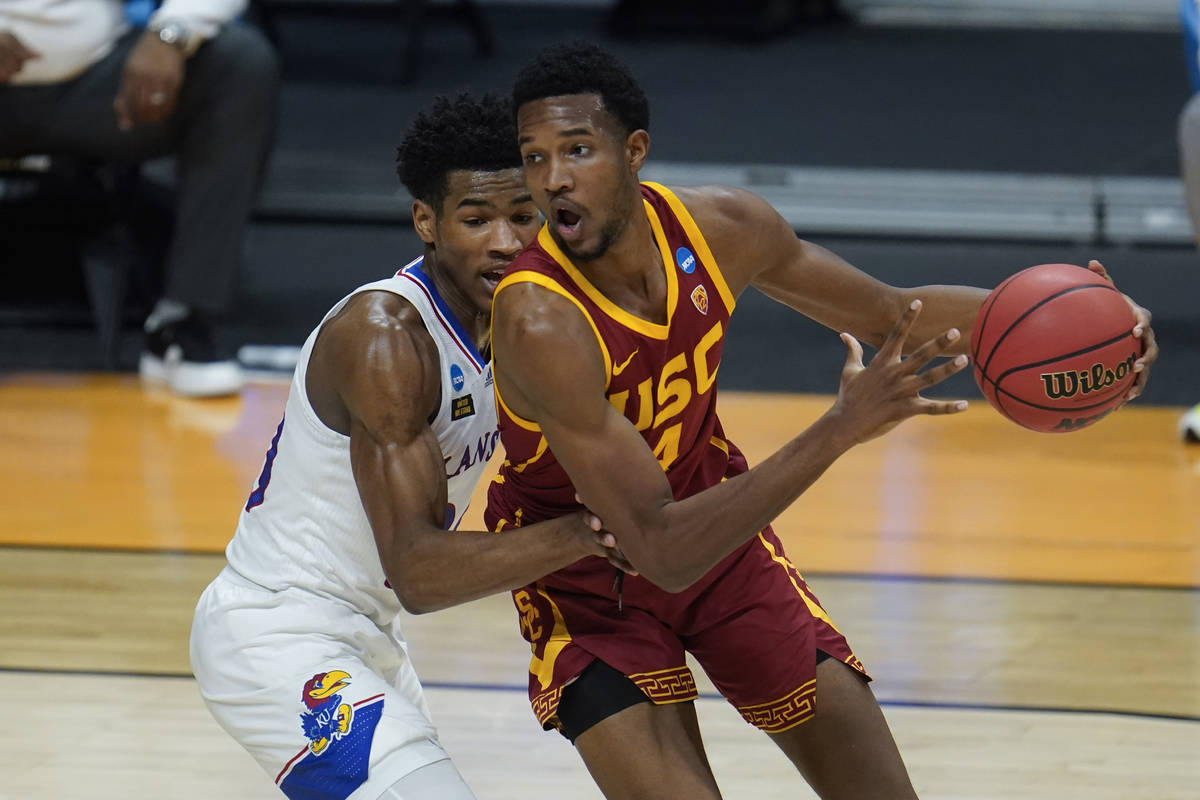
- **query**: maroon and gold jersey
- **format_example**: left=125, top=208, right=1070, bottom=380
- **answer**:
left=485, top=182, right=744, bottom=534
left=484, top=184, right=866, bottom=734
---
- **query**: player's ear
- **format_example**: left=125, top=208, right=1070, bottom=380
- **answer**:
left=626, top=129, right=650, bottom=174
left=412, top=199, right=437, bottom=246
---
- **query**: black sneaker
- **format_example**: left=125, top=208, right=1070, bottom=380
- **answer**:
left=139, top=313, right=244, bottom=397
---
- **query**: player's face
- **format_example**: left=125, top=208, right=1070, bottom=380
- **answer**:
left=415, top=168, right=540, bottom=318
left=517, top=94, right=644, bottom=262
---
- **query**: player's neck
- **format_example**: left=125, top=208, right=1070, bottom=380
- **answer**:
left=573, top=212, right=667, bottom=324
left=424, top=251, right=490, bottom=355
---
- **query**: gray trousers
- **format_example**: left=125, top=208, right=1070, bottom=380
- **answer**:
left=0, top=24, right=279, bottom=316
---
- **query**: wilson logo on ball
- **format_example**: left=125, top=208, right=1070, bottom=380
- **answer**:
left=1039, top=352, right=1137, bottom=400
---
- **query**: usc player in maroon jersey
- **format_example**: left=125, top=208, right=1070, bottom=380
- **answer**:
left=485, top=42, right=1156, bottom=800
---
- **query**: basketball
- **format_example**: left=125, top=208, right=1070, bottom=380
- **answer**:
left=970, top=263, right=1142, bottom=433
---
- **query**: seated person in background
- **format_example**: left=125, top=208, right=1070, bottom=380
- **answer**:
left=0, top=0, right=278, bottom=397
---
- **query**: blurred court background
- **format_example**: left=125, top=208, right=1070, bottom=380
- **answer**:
left=2, top=1, right=1199, bottom=798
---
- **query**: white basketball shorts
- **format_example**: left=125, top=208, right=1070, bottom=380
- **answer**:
left=190, top=566, right=463, bottom=800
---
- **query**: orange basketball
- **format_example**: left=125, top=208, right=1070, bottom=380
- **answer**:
left=969, top=263, right=1142, bottom=433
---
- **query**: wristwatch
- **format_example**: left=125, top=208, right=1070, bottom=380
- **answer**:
left=153, top=20, right=201, bottom=57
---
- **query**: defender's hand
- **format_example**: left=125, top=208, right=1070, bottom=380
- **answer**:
left=574, top=496, right=637, bottom=575
left=1086, top=259, right=1156, bottom=402
left=113, top=31, right=184, bottom=130
left=0, top=31, right=40, bottom=83
left=829, top=299, right=970, bottom=447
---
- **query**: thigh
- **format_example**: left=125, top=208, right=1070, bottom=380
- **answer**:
left=573, top=699, right=722, bottom=800
left=5, top=32, right=180, bottom=161
left=768, top=658, right=917, bottom=800
left=682, top=529, right=867, bottom=732
left=191, top=573, right=449, bottom=800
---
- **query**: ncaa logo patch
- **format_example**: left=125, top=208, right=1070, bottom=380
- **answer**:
left=277, top=670, right=386, bottom=800
left=675, top=247, right=696, bottom=274
left=691, top=285, right=709, bottom=315
left=450, top=363, right=466, bottom=392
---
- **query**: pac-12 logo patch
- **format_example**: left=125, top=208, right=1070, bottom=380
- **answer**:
left=276, top=670, right=386, bottom=800
left=675, top=247, right=696, bottom=274
left=691, top=285, right=709, bottom=315
left=450, top=363, right=466, bottom=392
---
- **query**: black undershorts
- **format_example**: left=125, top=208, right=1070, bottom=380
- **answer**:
left=556, top=650, right=833, bottom=742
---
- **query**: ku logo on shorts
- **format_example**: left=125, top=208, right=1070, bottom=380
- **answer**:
left=275, top=670, right=387, bottom=800
left=302, top=671, right=355, bottom=755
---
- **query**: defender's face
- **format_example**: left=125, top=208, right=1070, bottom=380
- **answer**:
left=429, top=168, right=539, bottom=316
left=517, top=94, right=640, bottom=262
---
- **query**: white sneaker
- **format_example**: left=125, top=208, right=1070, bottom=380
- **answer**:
left=1181, top=403, right=1200, bottom=444
left=140, top=314, right=244, bottom=397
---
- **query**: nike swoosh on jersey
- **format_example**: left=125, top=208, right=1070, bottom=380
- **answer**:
left=612, top=349, right=639, bottom=376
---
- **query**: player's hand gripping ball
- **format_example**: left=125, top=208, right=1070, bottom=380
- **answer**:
left=969, top=263, right=1144, bottom=433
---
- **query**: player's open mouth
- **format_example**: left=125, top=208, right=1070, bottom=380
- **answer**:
left=555, top=207, right=582, bottom=239
left=481, top=269, right=505, bottom=292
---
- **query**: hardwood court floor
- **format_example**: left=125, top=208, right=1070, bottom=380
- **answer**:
left=1, top=373, right=1198, bottom=799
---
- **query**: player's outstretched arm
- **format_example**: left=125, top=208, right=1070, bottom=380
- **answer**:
left=307, top=291, right=624, bottom=614
left=678, top=185, right=990, bottom=353
left=493, top=283, right=968, bottom=594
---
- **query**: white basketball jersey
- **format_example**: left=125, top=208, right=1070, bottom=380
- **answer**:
left=224, top=256, right=500, bottom=626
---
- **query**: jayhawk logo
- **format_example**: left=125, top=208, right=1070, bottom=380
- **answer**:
left=300, top=670, right=355, bottom=755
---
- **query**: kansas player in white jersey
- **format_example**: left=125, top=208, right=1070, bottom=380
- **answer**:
left=189, top=94, right=629, bottom=800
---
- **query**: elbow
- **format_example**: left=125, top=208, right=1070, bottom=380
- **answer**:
left=619, top=513, right=704, bottom=593
left=387, top=570, right=444, bottom=615
left=657, top=567, right=704, bottom=594
left=392, top=588, right=438, bottom=615
left=629, top=551, right=701, bottom=594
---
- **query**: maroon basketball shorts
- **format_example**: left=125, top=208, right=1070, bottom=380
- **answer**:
left=510, top=525, right=868, bottom=735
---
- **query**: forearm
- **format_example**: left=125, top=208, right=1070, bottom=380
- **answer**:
left=753, top=241, right=988, bottom=357
left=896, top=284, right=989, bottom=355
left=637, top=411, right=852, bottom=592
left=386, top=519, right=585, bottom=614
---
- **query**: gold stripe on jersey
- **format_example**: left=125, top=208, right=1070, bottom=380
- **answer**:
left=493, top=271, right=613, bottom=430
left=755, top=532, right=844, bottom=635
left=736, top=678, right=817, bottom=733
left=490, top=506, right=524, bottom=532
left=536, top=205, right=680, bottom=340
left=642, top=181, right=737, bottom=317
left=709, top=435, right=730, bottom=457
left=512, top=436, right=550, bottom=474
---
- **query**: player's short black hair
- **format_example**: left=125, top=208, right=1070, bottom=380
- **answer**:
left=396, top=93, right=522, bottom=213
left=512, top=41, right=650, bottom=136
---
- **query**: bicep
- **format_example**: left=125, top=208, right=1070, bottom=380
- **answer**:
left=329, top=307, right=448, bottom=559
left=688, top=186, right=901, bottom=347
